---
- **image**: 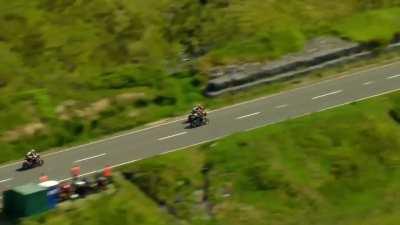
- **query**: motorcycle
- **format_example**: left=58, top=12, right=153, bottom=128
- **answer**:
left=188, top=112, right=209, bottom=128
left=22, top=156, right=44, bottom=170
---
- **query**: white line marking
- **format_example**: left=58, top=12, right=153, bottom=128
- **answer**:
left=44, top=118, right=186, bottom=157
left=0, top=178, right=12, bottom=183
left=275, top=104, right=288, bottom=109
left=363, top=81, right=374, bottom=85
left=111, top=159, right=142, bottom=168
left=0, top=118, right=188, bottom=169
left=58, top=135, right=233, bottom=182
left=74, top=153, right=106, bottom=163
left=245, top=112, right=312, bottom=132
left=236, top=112, right=261, bottom=119
left=159, top=149, right=178, bottom=155
left=208, top=61, right=400, bottom=113
left=158, top=132, right=187, bottom=141
left=312, top=90, right=343, bottom=100
left=317, top=89, right=400, bottom=111
left=387, top=74, right=400, bottom=79
left=53, top=87, right=400, bottom=185
left=246, top=88, right=400, bottom=131
left=0, top=62, right=399, bottom=170
left=245, top=122, right=275, bottom=132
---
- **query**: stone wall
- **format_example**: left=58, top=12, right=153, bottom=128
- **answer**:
left=205, top=36, right=400, bottom=97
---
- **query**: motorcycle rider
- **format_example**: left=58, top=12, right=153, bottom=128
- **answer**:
left=26, top=149, right=39, bottom=163
left=192, top=105, right=206, bottom=117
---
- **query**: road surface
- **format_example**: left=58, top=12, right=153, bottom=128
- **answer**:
left=1, top=61, right=400, bottom=193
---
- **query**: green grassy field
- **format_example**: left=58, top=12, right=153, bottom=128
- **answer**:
left=20, top=90, right=400, bottom=225
left=19, top=175, right=176, bottom=225
left=1, top=0, right=400, bottom=164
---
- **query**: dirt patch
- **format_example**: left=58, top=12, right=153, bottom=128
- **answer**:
left=56, top=92, right=146, bottom=121
left=56, top=100, right=79, bottom=120
left=115, top=92, right=145, bottom=105
left=2, top=122, right=47, bottom=142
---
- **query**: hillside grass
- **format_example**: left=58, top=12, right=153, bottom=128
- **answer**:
left=1, top=0, right=400, bottom=164
left=20, top=175, right=176, bottom=225
left=20, top=90, right=400, bottom=225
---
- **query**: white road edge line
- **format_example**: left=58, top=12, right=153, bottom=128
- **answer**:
left=159, top=149, right=178, bottom=155
left=111, top=159, right=143, bottom=168
left=74, top=153, right=107, bottom=163
left=387, top=74, right=400, bottom=79
left=275, top=104, right=288, bottom=109
left=59, top=135, right=232, bottom=182
left=0, top=178, right=12, bottom=183
left=245, top=113, right=312, bottom=132
left=59, top=87, right=400, bottom=184
left=236, top=112, right=261, bottom=120
left=208, top=61, right=400, bottom=114
left=0, top=61, right=399, bottom=170
left=247, top=88, right=400, bottom=131
left=158, top=132, right=187, bottom=141
left=312, top=90, right=343, bottom=100
left=363, top=81, right=374, bottom=85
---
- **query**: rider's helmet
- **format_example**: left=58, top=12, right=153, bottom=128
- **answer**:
left=197, top=104, right=204, bottom=111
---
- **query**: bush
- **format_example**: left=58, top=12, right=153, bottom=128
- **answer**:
left=335, top=8, right=400, bottom=44
left=204, top=27, right=306, bottom=65
left=96, top=65, right=165, bottom=89
left=389, top=108, right=400, bottom=123
left=135, top=99, right=150, bottom=108
left=153, top=96, right=177, bottom=106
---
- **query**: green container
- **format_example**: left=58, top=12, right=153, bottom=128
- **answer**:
left=3, top=183, right=50, bottom=218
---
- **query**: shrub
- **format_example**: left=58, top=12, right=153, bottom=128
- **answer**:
left=389, top=108, right=400, bottom=123
left=153, top=96, right=177, bottom=106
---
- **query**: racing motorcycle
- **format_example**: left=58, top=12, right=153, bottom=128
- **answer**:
left=22, top=156, right=44, bottom=170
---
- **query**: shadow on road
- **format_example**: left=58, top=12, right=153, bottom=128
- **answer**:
left=15, top=168, right=25, bottom=172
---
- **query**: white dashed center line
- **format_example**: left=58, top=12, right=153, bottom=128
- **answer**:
left=363, top=81, right=374, bottom=85
left=158, top=132, right=187, bottom=141
left=386, top=74, right=400, bottom=79
left=74, top=153, right=106, bottom=163
left=312, top=90, right=343, bottom=100
left=275, top=104, right=288, bottom=109
left=0, top=178, right=12, bottom=183
left=236, top=112, right=261, bottom=120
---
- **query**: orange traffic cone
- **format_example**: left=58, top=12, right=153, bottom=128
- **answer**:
left=70, top=165, right=81, bottom=178
left=39, top=174, right=49, bottom=183
left=103, top=165, right=112, bottom=178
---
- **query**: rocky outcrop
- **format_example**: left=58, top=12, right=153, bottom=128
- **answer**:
left=205, top=36, right=400, bottom=96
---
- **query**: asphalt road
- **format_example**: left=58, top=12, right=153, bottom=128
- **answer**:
left=1, top=61, right=400, bottom=194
